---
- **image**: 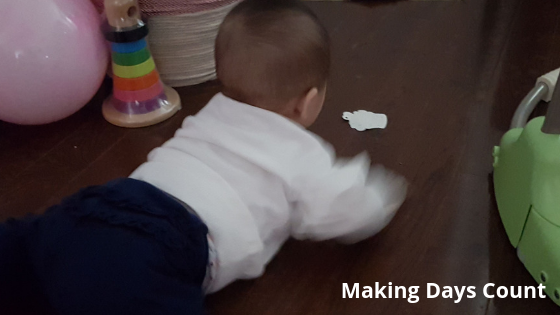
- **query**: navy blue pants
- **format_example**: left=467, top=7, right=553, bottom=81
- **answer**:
left=0, top=178, right=208, bottom=315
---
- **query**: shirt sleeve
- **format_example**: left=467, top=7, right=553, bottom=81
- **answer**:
left=289, top=152, right=407, bottom=243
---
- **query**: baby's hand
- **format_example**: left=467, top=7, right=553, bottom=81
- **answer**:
left=368, top=166, right=408, bottom=210
left=335, top=165, right=408, bottom=244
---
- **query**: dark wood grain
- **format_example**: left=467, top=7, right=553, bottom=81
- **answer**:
left=1, top=0, right=560, bottom=314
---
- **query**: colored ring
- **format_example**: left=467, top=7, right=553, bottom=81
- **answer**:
left=114, top=81, right=164, bottom=102
left=103, top=23, right=149, bottom=43
left=112, top=92, right=168, bottom=114
left=111, top=39, right=147, bottom=54
left=112, top=48, right=151, bottom=66
left=112, top=58, right=155, bottom=79
left=113, top=70, right=160, bottom=91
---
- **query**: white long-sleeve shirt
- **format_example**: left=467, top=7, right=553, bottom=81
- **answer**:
left=130, top=93, right=406, bottom=293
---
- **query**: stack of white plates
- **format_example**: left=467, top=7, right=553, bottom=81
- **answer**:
left=147, top=1, right=238, bottom=87
left=90, top=0, right=239, bottom=87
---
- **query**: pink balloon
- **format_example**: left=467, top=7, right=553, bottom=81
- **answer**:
left=0, top=0, right=108, bottom=125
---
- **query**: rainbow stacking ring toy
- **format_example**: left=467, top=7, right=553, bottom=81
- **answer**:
left=101, top=0, right=181, bottom=128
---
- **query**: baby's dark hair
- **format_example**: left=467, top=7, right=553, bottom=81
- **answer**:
left=215, top=0, right=330, bottom=108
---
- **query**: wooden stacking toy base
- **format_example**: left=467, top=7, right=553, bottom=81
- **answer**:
left=102, top=85, right=181, bottom=128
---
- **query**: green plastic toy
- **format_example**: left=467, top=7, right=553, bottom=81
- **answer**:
left=493, top=68, right=560, bottom=305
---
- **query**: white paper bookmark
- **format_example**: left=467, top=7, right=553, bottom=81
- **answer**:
left=342, top=110, right=388, bottom=131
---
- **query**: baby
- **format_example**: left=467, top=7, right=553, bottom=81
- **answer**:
left=0, top=0, right=407, bottom=314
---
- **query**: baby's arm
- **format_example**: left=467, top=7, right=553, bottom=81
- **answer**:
left=290, top=153, right=407, bottom=243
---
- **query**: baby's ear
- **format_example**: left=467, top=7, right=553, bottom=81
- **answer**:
left=296, top=87, right=319, bottom=117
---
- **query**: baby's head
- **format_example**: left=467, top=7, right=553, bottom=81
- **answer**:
left=215, top=0, right=330, bottom=127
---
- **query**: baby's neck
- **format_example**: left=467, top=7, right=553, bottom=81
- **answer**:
left=221, top=90, right=303, bottom=126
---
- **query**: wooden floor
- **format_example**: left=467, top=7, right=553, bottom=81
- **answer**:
left=2, top=0, right=560, bottom=314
